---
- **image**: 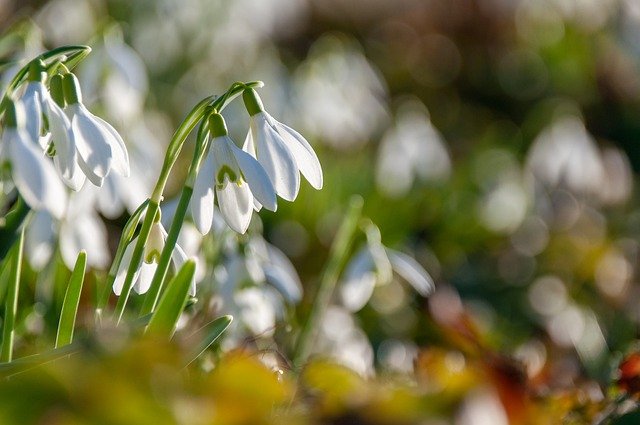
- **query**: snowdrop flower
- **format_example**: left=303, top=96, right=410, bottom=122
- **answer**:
left=113, top=220, right=196, bottom=296
left=242, top=88, right=322, bottom=204
left=339, top=243, right=435, bottom=312
left=526, top=116, right=604, bottom=196
left=25, top=189, right=110, bottom=271
left=18, top=62, right=83, bottom=190
left=191, top=113, right=277, bottom=235
left=0, top=100, right=66, bottom=218
left=62, top=72, right=130, bottom=186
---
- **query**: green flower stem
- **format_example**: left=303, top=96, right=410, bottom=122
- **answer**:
left=1, top=45, right=90, bottom=110
left=0, top=226, right=24, bottom=363
left=293, top=195, right=364, bottom=368
left=138, top=81, right=263, bottom=316
left=0, top=197, right=29, bottom=262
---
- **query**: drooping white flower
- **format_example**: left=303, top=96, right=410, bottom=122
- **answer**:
left=62, top=73, right=130, bottom=187
left=112, top=220, right=196, bottom=296
left=25, top=189, right=110, bottom=271
left=242, top=88, right=322, bottom=205
left=191, top=113, right=277, bottom=235
left=18, top=62, right=83, bottom=190
left=1, top=100, right=67, bottom=219
left=339, top=244, right=435, bottom=312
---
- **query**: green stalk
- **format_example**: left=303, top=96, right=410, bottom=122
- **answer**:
left=293, top=196, right=363, bottom=368
left=1, top=45, right=91, bottom=110
left=0, top=197, right=29, bottom=262
left=0, top=227, right=24, bottom=362
left=55, top=251, right=87, bottom=348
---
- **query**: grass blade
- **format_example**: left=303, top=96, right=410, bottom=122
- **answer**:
left=55, top=251, right=87, bottom=348
left=0, top=227, right=24, bottom=362
left=146, top=260, right=195, bottom=338
left=183, top=315, right=233, bottom=366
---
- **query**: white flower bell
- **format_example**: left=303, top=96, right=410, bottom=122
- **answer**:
left=1, top=100, right=67, bottom=218
left=62, top=72, right=130, bottom=186
left=113, top=220, right=196, bottom=296
left=191, top=113, right=277, bottom=235
left=19, top=61, right=83, bottom=190
left=242, top=88, right=322, bottom=205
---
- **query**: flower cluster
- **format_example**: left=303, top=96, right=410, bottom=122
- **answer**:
left=191, top=88, right=322, bottom=234
left=1, top=58, right=129, bottom=218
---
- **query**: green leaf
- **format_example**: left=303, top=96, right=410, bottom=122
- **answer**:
left=0, top=342, right=80, bottom=379
left=145, top=260, right=195, bottom=338
left=55, top=251, right=87, bottom=348
left=611, top=410, right=640, bottom=425
left=0, top=227, right=24, bottom=362
left=183, top=315, right=233, bottom=366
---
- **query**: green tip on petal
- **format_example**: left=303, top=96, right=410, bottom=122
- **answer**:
left=27, top=59, right=46, bottom=83
left=62, top=73, right=82, bottom=105
left=208, top=113, right=228, bottom=137
left=49, top=75, right=65, bottom=107
left=242, top=88, right=264, bottom=116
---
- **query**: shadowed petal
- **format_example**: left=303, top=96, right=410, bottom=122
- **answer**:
left=68, top=104, right=113, bottom=180
left=272, top=117, right=323, bottom=190
left=191, top=150, right=215, bottom=235
left=9, top=129, right=66, bottom=219
left=93, top=114, right=130, bottom=177
left=251, top=113, right=300, bottom=201
left=386, top=248, right=435, bottom=296
left=217, top=179, right=253, bottom=234
left=229, top=141, right=277, bottom=211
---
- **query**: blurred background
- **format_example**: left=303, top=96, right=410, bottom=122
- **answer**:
left=2, top=0, right=640, bottom=403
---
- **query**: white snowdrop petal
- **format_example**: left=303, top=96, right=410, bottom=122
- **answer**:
left=385, top=248, right=435, bottom=296
left=135, top=261, right=157, bottom=294
left=92, top=114, right=130, bottom=177
left=191, top=150, right=215, bottom=235
left=24, top=211, right=55, bottom=271
left=68, top=104, right=114, bottom=179
left=274, top=119, right=323, bottom=190
left=76, top=153, right=104, bottom=187
left=171, top=243, right=197, bottom=296
left=252, top=113, right=300, bottom=201
left=60, top=214, right=110, bottom=269
left=9, top=129, right=66, bottom=219
left=113, top=238, right=140, bottom=295
left=217, top=179, right=253, bottom=234
left=46, top=99, right=77, bottom=181
left=339, top=248, right=376, bottom=312
left=229, top=141, right=277, bottom=211
left=263, top=242, right=303, bottom=303
left=22, top=83, right=43, bottom=142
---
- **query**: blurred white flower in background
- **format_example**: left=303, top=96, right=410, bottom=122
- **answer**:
left=376, top=98, right=451, bottom=197
left=292, top=34, right=389, bottom=150
left=25, top=188, right=109, bottom=270
left=339, top=242, right=435, bottom=312
left=212, top=234, right=303, bottom=338
left=314, top=305, right=374, bottom=376
left=526, top=115, right=604, bottom=196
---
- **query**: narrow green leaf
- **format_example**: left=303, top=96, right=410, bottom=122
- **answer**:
left=0, top=227, right=24, bottom=362
left=0, top=342, right=80, bottom=379
left=55, top=251, right=87, bottom=348
left=183, top=315, right=233, bottom=366
left=146, top=260, right=195, bottom=338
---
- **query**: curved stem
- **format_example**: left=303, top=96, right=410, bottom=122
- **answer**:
left=293, top=196, right=363, bottom=368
